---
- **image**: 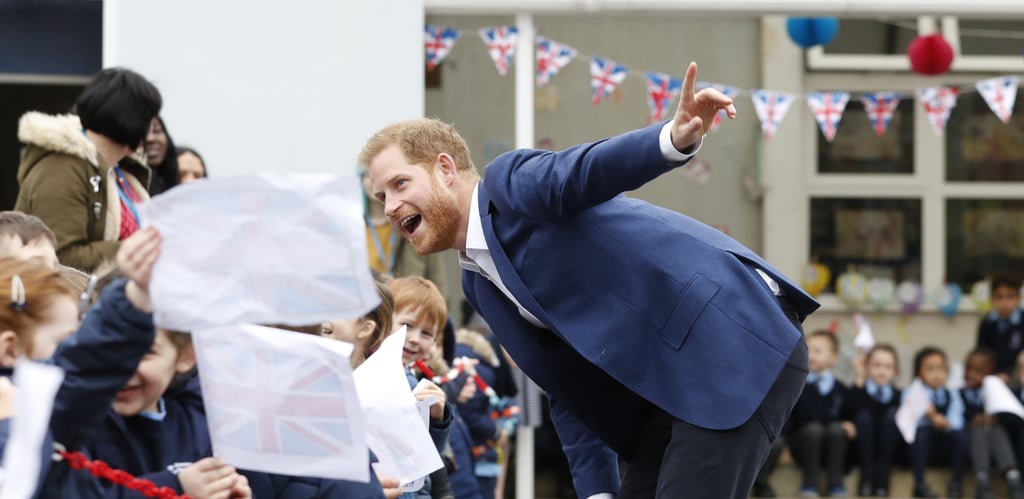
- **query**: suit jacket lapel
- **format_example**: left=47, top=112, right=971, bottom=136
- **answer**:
left=476, top=184, right=554, bottom=331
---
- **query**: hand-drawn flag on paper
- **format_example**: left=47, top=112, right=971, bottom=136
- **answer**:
left=479, top=26, right=518, bottom=76
left=917, top=86, right=959, bottom=136
left=751, top=90, right=795, bottom=140
left=424, top=25, right=460, bottom=71
left=807, top=91, right=850, bottom=142
left=536, top=37, right=577, bottom=87
left=681, top=158, right=711, bottom=185
left=194, top=324, right=369, bottom=482
left=895, top=378, right=931, bottom=443
left=697, top=82, right=740, bottom=132
left=589, top=57, right=628, bottom=106
left=644, top=72, right=683, bottom=122
left=976, top=76, right=1019, bottom=124
left=860, top=92, right=902, bottom=137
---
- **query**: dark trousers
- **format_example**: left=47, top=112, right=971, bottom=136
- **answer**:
left=753, top=436, right=786, bottom=487
left=910, top=426, right=968, bottom=486
left=616, top=318, right=808, bottom=499
left=853, top=407, right=900, bottom=489
left=790, top=421, right=848, bottom=489
left=970, top=423, right=1018, bottom=473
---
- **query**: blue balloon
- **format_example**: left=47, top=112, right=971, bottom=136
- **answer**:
left=786, top=17, right=840, bottom=48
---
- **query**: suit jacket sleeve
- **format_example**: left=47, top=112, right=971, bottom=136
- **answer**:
left=548, top=394, right=620, bottom=497
left=48, top=279, right=157, bottom=450
left=485, top=122, right=687, bottom=221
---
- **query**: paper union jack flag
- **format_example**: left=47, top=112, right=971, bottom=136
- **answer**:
left=589, top=57, right=628, bottom=105
left=751, top=90, right=796, bottom=140
left=644, top=72, right=682, bottom=121
left=536, top=37, right=577, bottom=87
left=697, top=82, right=740, bottom=132
left=860, top=92, right=902, bottom=137
left=976, top=76, right=1019, bottom=124
left=479, top=26, right=518, bottom=76
left=202, top=337, right=354, bottom=457
left=917, top=86, right=959, bottom=136
left=807, top=92, right=850, bottom=143
left=424, top=25, right=460, bottom=71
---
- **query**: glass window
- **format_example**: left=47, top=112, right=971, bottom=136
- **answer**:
left=946, top=199, right=1024, bottom=287
left=946, top=89, right=1024, bottom=181
left=821, top=19, right=916, bottom=55
left=958, top=21, right=1024, bottom=56
left=818, top=98, right=914, bottom=174
left=810, top=198, right=922, bottom=291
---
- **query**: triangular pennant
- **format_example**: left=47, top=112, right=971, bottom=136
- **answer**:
left=976, top=76, right=1019, bottom=124
left=424, top=25, right=460, bottom=71
left=644, top=72, right=683, bottom=121
left=860, top=92, right=902, bottom=137
left=478, top=26, right=519, bottom=76
left=589, top=57, right=628, bottom=105
left=750, top=90, right=795, bottom=140
left=697, top=82, right=740, bottom=132
left=917, top=86, right=959, bottom=136
left=536, top=37, right=577, bottom=87
left=807, top=91, right=850, bottom=142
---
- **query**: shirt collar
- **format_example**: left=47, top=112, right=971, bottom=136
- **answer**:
left=987, top=308, right=1022, bottom=325
left=139, top=397, right=167, bottom=422
left=458, top=184, right=488, bottom=272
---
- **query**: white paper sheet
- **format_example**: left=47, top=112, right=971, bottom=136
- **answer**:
left=0, top=359, right=65, bottom=499
left=192, top=324, right=369, bottom=482
left=140, top=174, right=379, bottom=331
left=354, top=327, right=443, bottom=486
left=895, top=378, right=930, bottom=444
left=852, top=313, right=875, bottom=350
left=983, top=375, right=1024, bottom=418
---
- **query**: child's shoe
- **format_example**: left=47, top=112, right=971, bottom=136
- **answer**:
left=1007, top=469, right=1024, bottom=499
left=947, top=481, right=963, bottom=499
left=800, top=485, right=820, bottom=497
left=974, top=473, right=994, bottom=499
left=912, top=483, right=938, bottom=498
left=829, top=484, right=849, bottom=497
left=858, top=481, right=873, bottom=497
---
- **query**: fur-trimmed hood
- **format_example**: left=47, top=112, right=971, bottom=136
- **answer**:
left=18, top=112, right=99, bottom=167
left=456, top=328, right=499, bottom=367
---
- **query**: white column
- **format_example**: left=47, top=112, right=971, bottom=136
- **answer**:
left=102, top=0, right=118, bottom=66
left=513, top=13, right=536, bottom=499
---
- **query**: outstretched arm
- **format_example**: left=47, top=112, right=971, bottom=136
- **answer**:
left=485, top=62, right=734, bottom=220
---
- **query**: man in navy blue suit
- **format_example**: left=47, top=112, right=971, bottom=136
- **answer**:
left=360, top=62, right=818, bottom=499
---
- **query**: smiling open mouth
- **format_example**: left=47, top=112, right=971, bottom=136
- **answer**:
left=400, top=214, right=422, bottom=235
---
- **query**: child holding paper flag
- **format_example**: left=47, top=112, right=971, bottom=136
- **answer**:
left=896, top=347, right=968, bottom=498
left=959, top=349, right=1024, bottom=499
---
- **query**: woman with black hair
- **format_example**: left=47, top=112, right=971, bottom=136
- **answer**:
left=14, top=67, right=161, bottom=273
left=143, top=116, right=179, bottom=196
left=175, top=146, right=207, bottom=183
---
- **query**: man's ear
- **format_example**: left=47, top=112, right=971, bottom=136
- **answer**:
left=0, top=331, right=21, bottom=368
left=436, top=153, right=458, bottom=185
left=176, top=344, right=197, bottom=374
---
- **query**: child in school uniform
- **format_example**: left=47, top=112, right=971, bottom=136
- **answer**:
left=976, top=273, right=1024, bottom=382
left=845, top=344, right=902, bottom=497
left=785, top=330, right=853, bottom=497
left=0, top=229, right=159, bottom=498
left=960, top=348, right=1024, bottom=499
left=84, top=231, right=388, bottom=499
left=904, top=346, right=968, bottom=499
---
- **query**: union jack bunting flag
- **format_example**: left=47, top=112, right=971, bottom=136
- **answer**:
left=479, top=26, right=518, bottom=76
left=697, top=82, right=740, bottom=132
left=424, top=25, right=460, bottom=71
left=807, top=92, right=850, bottom=143
left=916, top=86, right=959, bottom=136
left=644, top=72, right=682, bottom=121
left=860, top=92, right=902, bottom=137
left=976, top=76, right=1019, bottom=124
left=589, top=57, right=628, bottom=105
left=536, top=37, right=577, bottom=87
left=195, top=324, right=368, bottom=481
left=750, top=90, right=796, bottom=140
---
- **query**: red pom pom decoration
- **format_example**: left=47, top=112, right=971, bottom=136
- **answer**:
left=907, top=34, right=954, bottom=76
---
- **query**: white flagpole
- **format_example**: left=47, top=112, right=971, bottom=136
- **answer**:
left=514, top=11, right=536, bottom=499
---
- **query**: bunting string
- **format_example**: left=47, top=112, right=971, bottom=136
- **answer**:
left=424, top=23, right=1023, bottom=142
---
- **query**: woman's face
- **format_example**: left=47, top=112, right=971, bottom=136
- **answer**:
left=144, top=118, right=167, bottom=168
left=177, top=152, right=206, bottom=183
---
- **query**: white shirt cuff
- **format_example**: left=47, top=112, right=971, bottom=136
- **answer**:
left=587, top=494, right=615, bottom=499
left=659, top=121, right=702, bottom=163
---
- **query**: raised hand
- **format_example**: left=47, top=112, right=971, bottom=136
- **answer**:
left=116, top=227, right=161, bottom=312
left=671, top=62, right=737, bottom=151
left=179, top=457, right=241, bottom=499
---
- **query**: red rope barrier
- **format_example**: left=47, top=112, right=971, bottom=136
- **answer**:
left=55, top=447, right=192, bottom=499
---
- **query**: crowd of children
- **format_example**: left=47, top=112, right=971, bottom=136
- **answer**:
left=754, top=272, right=1024, bottom=499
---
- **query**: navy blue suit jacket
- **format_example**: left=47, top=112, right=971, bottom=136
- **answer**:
left=461, top=122, right=819, bottom=496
